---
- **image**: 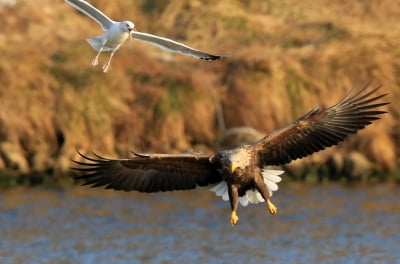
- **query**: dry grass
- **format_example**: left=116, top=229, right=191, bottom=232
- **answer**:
left=0, top=0, right=399, bottom=175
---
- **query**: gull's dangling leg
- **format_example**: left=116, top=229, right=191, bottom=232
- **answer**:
left=102, top=43, right=122, bottom=73
left=92, top=46, right=104, bottom=67
left=102, top=50, right=116, bottom=73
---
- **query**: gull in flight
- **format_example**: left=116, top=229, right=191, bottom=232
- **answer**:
left=65, top=0, right=224, bottom=72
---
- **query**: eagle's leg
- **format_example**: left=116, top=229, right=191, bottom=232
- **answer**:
left=228, top=184, right=239, bottom=225
left=256, top=179, right=278, bottom=215
left=267, top=199, right=278, bottom=215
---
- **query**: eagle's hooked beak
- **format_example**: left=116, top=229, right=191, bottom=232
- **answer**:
left=231, top=162, right=239, bottom=173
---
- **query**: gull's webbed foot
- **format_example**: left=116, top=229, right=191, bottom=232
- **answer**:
left=267, top=199, right=278, bottom=215
left=102, top=62, right=110, bottom=73
left=91, top=57, right=99, bottom=67
left=230, top=211, right=239, bottom=226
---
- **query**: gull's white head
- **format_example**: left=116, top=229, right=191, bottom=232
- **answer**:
left=120, top=21, right=135, bottom=33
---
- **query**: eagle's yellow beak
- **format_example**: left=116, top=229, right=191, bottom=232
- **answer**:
left=231, top=162, right=239, bottom=173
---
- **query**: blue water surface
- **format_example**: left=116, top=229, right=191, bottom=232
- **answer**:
left=1, top=183, right=399, bottom=264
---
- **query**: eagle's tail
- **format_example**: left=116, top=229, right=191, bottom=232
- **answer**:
left=210, top=169, right=284, bottom=207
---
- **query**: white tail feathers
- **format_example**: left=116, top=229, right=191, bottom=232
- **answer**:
left=210, top=169, right=284, bottom=207
left=87, top=36, right=114, bottom=51
left=210, top=181, right=230, bottom=201
left=262, top=169, right=283, bottom=196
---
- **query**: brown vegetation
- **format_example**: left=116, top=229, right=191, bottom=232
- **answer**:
left=0, top=0, right=399, bottom=181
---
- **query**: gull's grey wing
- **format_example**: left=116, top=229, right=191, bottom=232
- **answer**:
left=131, top=31, right=224, bottom=60
left=72, top=151, right=223, bottom=193
left=251, top=82, right=389, bottom=166
left=65, top=0, right=115, bottom=31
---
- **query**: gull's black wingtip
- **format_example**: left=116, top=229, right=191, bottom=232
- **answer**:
left=201, top=54, right=226, bottom=61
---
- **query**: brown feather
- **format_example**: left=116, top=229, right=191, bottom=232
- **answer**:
left=72, top=151, right=222, bottom=192
left=71, top=82, right=389, bottom=225
left=252, top=82, right=389, bottom=166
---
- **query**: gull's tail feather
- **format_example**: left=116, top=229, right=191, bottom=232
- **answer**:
left=87, top=36, right=113, bottom=51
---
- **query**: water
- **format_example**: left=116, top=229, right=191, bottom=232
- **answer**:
left=1, top=183, right=399, bottom=264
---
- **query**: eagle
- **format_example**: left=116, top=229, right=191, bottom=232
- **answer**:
left=72, top=83, right=388, bottom=225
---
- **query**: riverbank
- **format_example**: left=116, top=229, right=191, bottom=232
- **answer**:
left=0, top=0, right=399, bottom=179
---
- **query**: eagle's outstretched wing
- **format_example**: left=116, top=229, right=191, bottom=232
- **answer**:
left=252, top=82, right=389, bottom=166
left=72, top=151, right=222, bottom=192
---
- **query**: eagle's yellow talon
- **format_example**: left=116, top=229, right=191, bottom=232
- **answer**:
left=231, top=211, right=239, bottom=225
left=268, top=200, right=278, bottom=215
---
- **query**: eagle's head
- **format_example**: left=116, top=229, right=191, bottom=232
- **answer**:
left=210, top=148, right=251, bottom=174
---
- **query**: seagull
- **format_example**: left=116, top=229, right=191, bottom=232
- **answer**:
left=65, top=0, right=224, bottom=72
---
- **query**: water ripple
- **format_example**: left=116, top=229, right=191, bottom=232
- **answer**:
left=1, top=183, right=399, bottom=264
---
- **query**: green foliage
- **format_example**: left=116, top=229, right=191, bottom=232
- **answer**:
left=47, top=52, right=95, bottom=91
left=225, top=16, right=247, bottom=30
left=140, top=0, right=171, bottom=14
left=153, top=78, right=193, bottom=120
left=282, top=22, right=349, bottom=49
left=285, top=71, right=307, bottom=120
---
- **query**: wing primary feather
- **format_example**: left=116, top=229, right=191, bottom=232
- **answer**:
left=75, top=149, right=103, bottom=163
left=71, top=160, right=102, bottom=167
left=130, top=151, right=150, bottom=158
left=74, top=172, right=101, bottom=180
left=254, top=82, right=388, bottom=166
left=347, top=86, right=383, bottom=104
left=91, top=152, right=110, bottom=161
left=351, top=94, right=388, bottom=107
left=131, top=31, right=224, bottom=60
left=332, top=81, right=374, bottom=107
left=73, top=151, right=222, bottom=192
left=71, top=166, right=103, bottom=172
